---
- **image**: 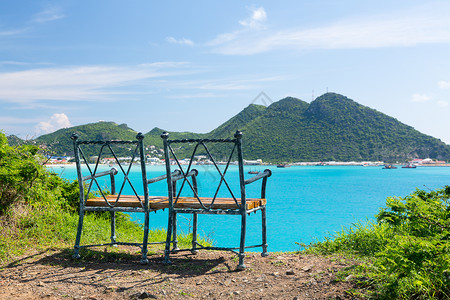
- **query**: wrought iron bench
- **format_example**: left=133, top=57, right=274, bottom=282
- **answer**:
left=160, top=130, right=272, bottom=270
left=70, top=132, right=196, bottom=263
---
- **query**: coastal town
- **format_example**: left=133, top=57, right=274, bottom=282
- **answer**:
left=44, top=153, right=450, bottom=167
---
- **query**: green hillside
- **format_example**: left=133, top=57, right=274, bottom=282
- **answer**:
left=6, top=135, right=24, bottom=147
left=143, top=127, right=206, bottom=149
left=239, top=93, right=450, bottom=162
left=35, top=121, right=139, bottom=157
left=25, top=93, right=450, bottom=162
left=208, top=103, right=267, bottom=138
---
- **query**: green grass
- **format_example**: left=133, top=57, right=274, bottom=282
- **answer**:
left=301, top=187, right=450, bottom=299
left=0, top=200, right=203, bottom=264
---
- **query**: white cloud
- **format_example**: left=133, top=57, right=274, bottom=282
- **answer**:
left=437, top=100, right=449, bottom=107
left=438, top=81, right=450, bottom=89
left=32, top=6, right=65, bottom=23
left=161, top=75, right=285, bottom=92
left=0, top=116, right=38, bottom=125
left=166, top=37, right=194, bottom=46
left=0, top=28, right=28, bottom=36
left=0, top=63, right=195, bottom=104
left=35, top=113, right=71, bottom=135
left=206, top=7, right=267, bottom=49
left=239, top=7, right=267, bottom=29
left=411, top=94, right=432, bottom=103
left=207, top=3, right=450, bottom=55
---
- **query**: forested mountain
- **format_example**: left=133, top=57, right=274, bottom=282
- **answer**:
left=35, top=122, right=138, bottom=157
left=237, top=93, right=450, bottom=162
left=11, top=93, right=450, bottom=162
left=6, top=135, right=23, bottom=146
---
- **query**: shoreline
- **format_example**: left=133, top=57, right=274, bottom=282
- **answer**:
left=45, top=162, right=450, bottom=167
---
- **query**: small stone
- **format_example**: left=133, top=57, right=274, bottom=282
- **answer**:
left=302, top=266, right=312, bottom=272
left=233, top=291, right=241, bottom=295
left=106, top=285, right=119, bottom=291
left=264, top=283, right=269, bottom=288
left=272, top=272, right=280, bottom=277
left=136, top=291, right=157, bottom=299
left=286, top=269, right=296, bottom=275
left=255, top=277, right=264, bottom=282
left=37, top=281, right=45, bottom=287
left=88, top=296, right=97, bottom=300
left=345, top=275, right=353, bottom=281
left=196, top=281, right=202, bottom=285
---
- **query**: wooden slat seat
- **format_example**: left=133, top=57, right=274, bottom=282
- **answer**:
left=150, top=197, right=266, bottom=210
left=86, top=196, right=266, bottom=210
left=85, top=195, right=169, bottom=208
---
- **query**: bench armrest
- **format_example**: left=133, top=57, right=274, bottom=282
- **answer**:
left=147, top=169, right=181, bottom=184
left=171, top=169, right=198, bottom=182
left=244, top=169, right=272, bottom=199
left=244, top=169, right=272, bottom=185
left=82, top=168, right=118, bottom=181
left=147, top=169, right=198, bottom=184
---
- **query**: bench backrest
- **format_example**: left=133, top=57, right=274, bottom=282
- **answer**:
left=71, top=132, right=150, bottom=211
left=161, top=131, right=269, bottom=210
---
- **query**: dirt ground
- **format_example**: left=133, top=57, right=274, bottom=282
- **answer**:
left=0, top=247, right=362, bottom=299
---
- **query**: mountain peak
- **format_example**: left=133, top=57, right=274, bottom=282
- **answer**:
left=266, top=96, right=309, bottom=113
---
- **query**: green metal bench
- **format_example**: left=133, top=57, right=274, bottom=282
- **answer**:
left=160, top=130, right=272, bottom=269
left=70, top=132, right=196, bottom=263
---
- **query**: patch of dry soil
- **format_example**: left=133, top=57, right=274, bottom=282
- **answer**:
left=0, top=247, right=361, bottom=299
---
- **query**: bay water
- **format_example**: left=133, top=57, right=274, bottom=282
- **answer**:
left=48, top=164, right=450, bottom=252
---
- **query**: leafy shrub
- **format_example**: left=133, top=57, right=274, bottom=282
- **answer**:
left=303, top=187, right=450, bottom=299
left=0, top=132, right=42, bottom=213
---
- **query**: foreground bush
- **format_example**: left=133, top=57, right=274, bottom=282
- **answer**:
left=304, top=187, right=450, bottom=299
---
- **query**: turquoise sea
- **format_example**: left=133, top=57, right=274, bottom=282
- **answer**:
left=48, top=164, right=450, bottom=252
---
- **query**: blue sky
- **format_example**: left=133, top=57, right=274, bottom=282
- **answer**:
left=1, top=1, right=450, bottom=144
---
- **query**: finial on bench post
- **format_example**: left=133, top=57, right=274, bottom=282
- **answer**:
left=136, top=132, right=144, bottom=140
left=161, top=131, right=169, bottom=140
left=71, top=133, right=79, bottom=140
left=234, top=130, right=242, bottom=139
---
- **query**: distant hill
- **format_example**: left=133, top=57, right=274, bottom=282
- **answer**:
left=237, top=93, right=450, bottom=162
left=35, top=121, right=139, bottom=157
left=28, top=93, right=450, bottom=162
left=144, top=127, right=205, bottom=149
left=6, top=135, right=24, bottom=146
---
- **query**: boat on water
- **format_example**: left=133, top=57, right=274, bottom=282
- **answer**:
left=402, top=163, right=417, bottom=169
left=383, top=164, right=397, bottom=169
left=276, top=164, right=290, bottom=168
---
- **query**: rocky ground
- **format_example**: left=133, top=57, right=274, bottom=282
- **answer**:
left=0, top=247, right=363, bottom=299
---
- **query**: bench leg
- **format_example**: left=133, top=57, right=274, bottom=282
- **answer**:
left=237, top=212, right=247, bottom=270
left=110, top=211, right=117, bottom=245
left=73, top=210, right=84, bottom=259
left=164, top=210, right=174, bottom=265
left=261, top=206, right=268, bottom=257
left=191, top=213, right=198, bottom=254
left=172, top=213, right=179, bottom=252
left=140, top=212, right=149, bottom=264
